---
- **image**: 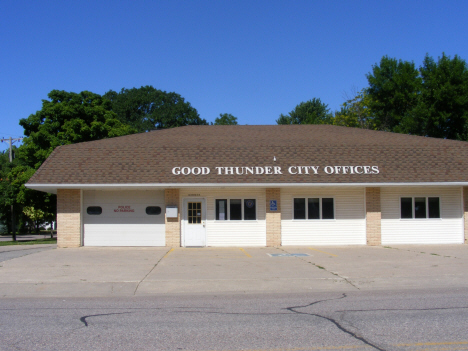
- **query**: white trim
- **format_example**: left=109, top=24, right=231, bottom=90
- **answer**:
left=26, top=182, right=468, bottom=193
left=80, top=189, right=83, bottom=247
left=461, top=187, right=465, bottom=243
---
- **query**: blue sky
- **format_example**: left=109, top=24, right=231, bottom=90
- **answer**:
left=1, top=0, right=468, bottom=151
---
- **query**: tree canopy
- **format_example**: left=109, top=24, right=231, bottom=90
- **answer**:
left=19, top=90, right=135, bottom=169
left=335, top=53, right=468, bottom=141
left=277, top=98, right=333, bottom=125
left=366, top=56, right=421, bottom=132
left=104, top=86, right=208, bottom=132
left=333, top=89, right=375, bottom=129
left=404, top=54, right=468, bottom=140
left=214, top=113, right=238, bottom=125
left=2, top=90, right=136, bottom=236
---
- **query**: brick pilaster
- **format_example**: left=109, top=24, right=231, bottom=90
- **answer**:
left=366, top=187, right=381, bottom=246
left=266, top=188, right=281, bottom=246
left=463, top=187, right=468, bottom=244
left=165, top=189, right=181, bottom=247
left=57, top=189, right=82, bottom=248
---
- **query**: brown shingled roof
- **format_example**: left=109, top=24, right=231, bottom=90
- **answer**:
left=27, top=125, right=468, bottom=185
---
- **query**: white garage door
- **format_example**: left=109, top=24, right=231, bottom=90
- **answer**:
left=83, top=190, right=165, bottom=246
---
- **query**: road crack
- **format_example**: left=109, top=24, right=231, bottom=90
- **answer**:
left=286, top=294, right=387, bottom=351
left=80, top=312, right=132, bottom=327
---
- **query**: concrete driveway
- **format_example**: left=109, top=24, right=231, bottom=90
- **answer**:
left=1, top=244, right=468, bottom=297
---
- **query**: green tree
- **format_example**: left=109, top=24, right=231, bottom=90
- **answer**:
left=19, top=90, right=135, bottom=169
left=0, top=148, right=20, bottom=237
left=104, top=86, right=208, bottom=132
left=277, top=98, right=333, bottom=125
left=334, top=89, right=376, bottom=129
left=366, top=56, right=421, bottom=132
left=7, top=90, right=136, bottom=238
left=214, top=113, right=238, bottom=125
left=405, top=54, right=468, bottom=140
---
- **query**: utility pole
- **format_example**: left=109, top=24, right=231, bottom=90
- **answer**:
left=1, top=136, right=24, bottom=241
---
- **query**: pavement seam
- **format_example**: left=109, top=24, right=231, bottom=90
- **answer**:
left=384, top=246, right=462, bottom=260
left=133, top=247, right=173, bottom=296
left=278, top=247, right=360, bottom=290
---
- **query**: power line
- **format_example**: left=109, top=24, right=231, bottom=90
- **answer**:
left=0, top=136, right=24, bottom=241
left=0, top=137, right=24, bottom=162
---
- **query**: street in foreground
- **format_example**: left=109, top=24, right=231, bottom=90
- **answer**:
left=1, top=288, right=468, bottom=351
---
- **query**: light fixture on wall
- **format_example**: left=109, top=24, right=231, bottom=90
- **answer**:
left=273, top=156, right=276, bottom=162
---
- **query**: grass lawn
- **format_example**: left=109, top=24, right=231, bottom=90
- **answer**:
left=0, top=238, right=57, bottom=246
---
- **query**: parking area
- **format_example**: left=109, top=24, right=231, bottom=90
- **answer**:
left=0, top=244, right=468, bottom=297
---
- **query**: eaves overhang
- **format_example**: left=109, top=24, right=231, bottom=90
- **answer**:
left=25, top=182, right=468, bottom=194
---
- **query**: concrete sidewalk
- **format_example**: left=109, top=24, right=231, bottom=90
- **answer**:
left=0, top=244, right=468, bottom=297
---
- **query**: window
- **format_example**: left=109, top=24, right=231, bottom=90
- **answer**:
left=230, top=199, right=242, bottom=220
left=294, top=198, right=306, bottom=219
left=293, top=198, right=334, bottom=220
left=400, top=197, right=440, bottom=219
left=244, top=199, right=256, bottom=220
left=216, top=199, right=227, bottom=220
left=215, top=199, right=256, bottom=220
left=87, top=206, right=102, bottom=215
left=146, top=206, right=161, bottom=215
left=188, top=202, right=202, bottom=224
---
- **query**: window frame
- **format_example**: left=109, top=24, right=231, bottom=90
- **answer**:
left=293, top=197, right=335, bottom=220
left=399, top=196, right=441, bottom=220
left=215, top=198, right=258, bottom=221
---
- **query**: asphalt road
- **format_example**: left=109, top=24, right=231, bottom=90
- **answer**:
left=1, top=288, right=468, bottom=351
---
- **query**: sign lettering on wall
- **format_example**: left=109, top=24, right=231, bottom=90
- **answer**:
left=114, top=205, right=135, bottom=213
left=172, top=165, right=380, bottom=176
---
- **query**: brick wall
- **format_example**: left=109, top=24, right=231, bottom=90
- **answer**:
left=464, top=187, right=468, bottom=244
left=266, top=188, right=281, bottom=246
left=57, top=189, right=81, bottom=248
left=165, top=189, right=181, bottom=247
left=366, top=187, right=381, bottom=246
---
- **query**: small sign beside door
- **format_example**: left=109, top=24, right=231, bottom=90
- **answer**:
left=270, top=200, right=278, bottom=211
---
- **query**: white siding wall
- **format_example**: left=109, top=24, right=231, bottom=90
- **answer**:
left=381, top=186, right=464, bottom=244
left=83, top=190, right=165, bottom=246
left=180, top=188, right=266, bottom=246
left=281, top=187, right=366, bottom=245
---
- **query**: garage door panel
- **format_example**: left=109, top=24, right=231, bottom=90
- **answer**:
left=84, top=224, right=165, bottom=246
left=83, top=190, right=166, bottom=247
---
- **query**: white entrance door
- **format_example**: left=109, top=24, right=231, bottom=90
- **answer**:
left=183, top=198, right=206, bottom=246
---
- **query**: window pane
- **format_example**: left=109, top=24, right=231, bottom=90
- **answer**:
left=216, top=199, right=227, bottom=220
left=230, top=199, right=242, bottom=220
left=308, top=198, right=320, bottom=219
left=401, top=198, right=413, bottom=218
left=428, top=197, right=440, bottom=218
left=146, top=206, right=161, bottom=215
left=322, top=198, right=334, bottom=219
left=294, top=198, right=306, bottom=219
left=87, top=206, right=102, bottom=215
left=415, top=197, right=426, bottom=218
left=244, top=199, right=256, bottom=220
left=188, top=202, right=202, bottom=224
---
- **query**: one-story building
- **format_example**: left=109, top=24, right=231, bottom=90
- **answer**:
left=26, top=125, right=468, bottom=248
